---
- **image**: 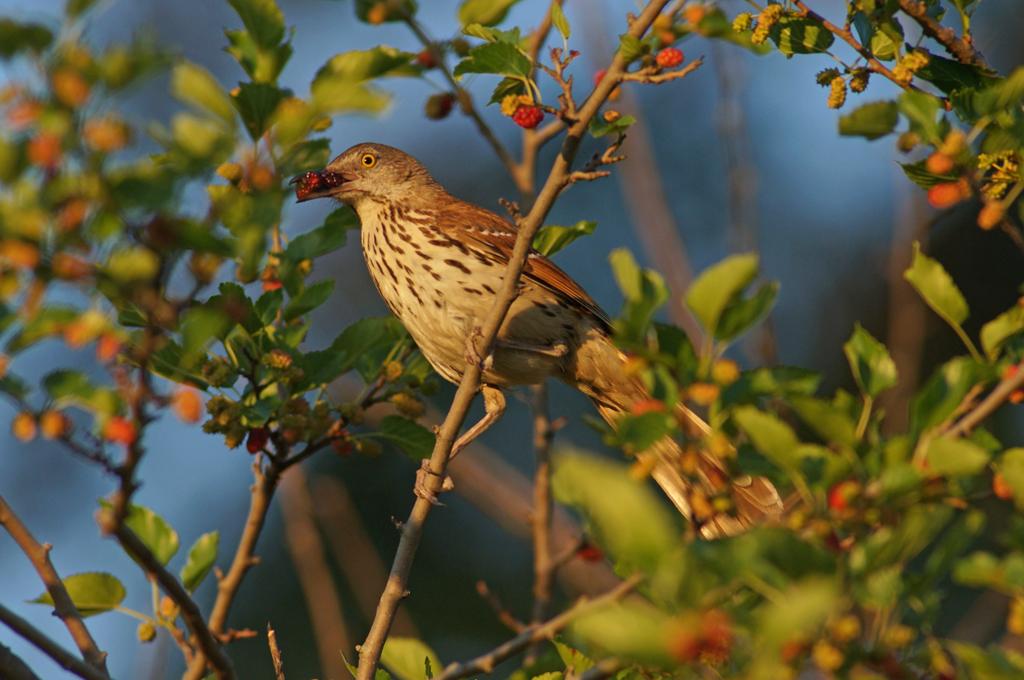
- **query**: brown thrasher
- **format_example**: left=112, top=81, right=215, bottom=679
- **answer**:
left=294, top=142, right=781, bottom=536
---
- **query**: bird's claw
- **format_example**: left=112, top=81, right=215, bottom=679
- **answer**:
left=414, top=459, right=454, bottom=505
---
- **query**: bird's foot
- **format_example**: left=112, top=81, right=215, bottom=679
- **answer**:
left=414, top=459, right=454, bottom=505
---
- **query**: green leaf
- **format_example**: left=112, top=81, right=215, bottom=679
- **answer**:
left=7, top=306, right=78, bottom=352
left=789, top=396, right=857, bottom=448
left=769, top=16, right=834, bottom=57
left=843, top=324, right=897, bottom=398
left=909, top=357, right=987, bottom=438
left=898, top=90, right=943, bottom=144
left=354, top=0, right=416, bottom=23
left=42, top=370, right=120, bottom=417
left=299, top=317, right=407, bottom=388
left=453, top=42, right=531, bottom=79
left=458, top=0, right=521, bottom=27
left=99, top=500, right=180, bottom=566
left=904, top=242, right=971, bottom=338
left=755, top=578, right=837, bottom=650
left=315, top=46, right=420, bottom=83
left=227, top=0, right=285, bottom=48
left=373, top=415, right=435, bottom=460
left=998, top=448, right=1024, bottom=511
left=283, top=279, right=334, bottom=321
left=838, top=101, right=899, bottom=140
left=532, top=220, right=595, bottom=256
left=916, top=51, right=996, bottom=96
left=900, top=159, right=958, bottom=189
left=233, top=82, right=288, bottom=140
left=617, top=34, right=645, bottom=64
left=171, top=62, right=235, bottom=125
left=180, top=306, right=232, bottom=357
left=310, top=77, right=390, bottom=114
left=715, top=281, right=779, bottom=343
left=589, top=114, right=636, bottom=139
left=463, top=24, right=522, bottom=45
left=66, top=0, right=99, bottom=18
left=552, top=448, right=678, bottom=574
left=685, top=253, right=759, bottom=337
left=179, top=531, right=219, bottom=592
left=610, top=411, right=677, bottom=454
left=570, top=600, right=672, bottom=666
left=225, top=29, right=292, bottom=83
left=380, top=637, right=442, bottom=680
left=609, top=249, right=668, bottom=344
left=550, top=1, right=570, bottom=40
left=981, top=306, right=1024, bottom=360
left=733, top=406, right=801, bottom=470
left=30, top=572, right=125, bottom=617
left=285, top=208, right=359, bottom=261
left=0, top=19, right=53, bottom=59
left=105, top=246, right=160, bottom=283
left=925, top=437, right=990, bottom=476
left=947, top=641, right=1024, bottom=680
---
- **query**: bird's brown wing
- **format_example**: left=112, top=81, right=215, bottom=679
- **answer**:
left=439, top=201, right=612, bottom=331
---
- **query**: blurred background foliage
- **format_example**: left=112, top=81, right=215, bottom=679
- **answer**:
left=1, top=0, right=1023, bottom=678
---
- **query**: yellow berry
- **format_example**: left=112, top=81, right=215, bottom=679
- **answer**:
left=137, top=620, right=156, bottom=643
left=812, top=640, right=843, bottom=672
left=687, top=382, right=720, bottom=406
left=710, top=359, right=740, bottom=386
left=827, top=77, right=847, bottom=109
left=829, top=614, right=861, bottom=643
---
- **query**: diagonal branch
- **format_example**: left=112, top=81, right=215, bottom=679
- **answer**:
left=896, top=0, right=989, bottom=68
left=0, top=640, right=42, bottom=680
left=0, top=603, right=107, bottom=680
left=946, top=360, right=1024, bottom=438
left=0, top=497, right=108, bottom=675
left=354, top=3, right=681, bottom=678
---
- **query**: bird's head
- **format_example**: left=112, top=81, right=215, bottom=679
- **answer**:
left=291, top=143, right=442, bottom=210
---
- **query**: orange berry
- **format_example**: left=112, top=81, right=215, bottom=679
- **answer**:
left=83, top=117, right=128, bottom=153
left=994, top=472, right=1014, bottom=500
left=927, top=180, right=970, bottom=209
left=63, top=320, right=92, bottom=348
left=1011, top=389, right=1024, bottom=405
left=52, top=253, right=92, bottom=280
left=711, top=358, right=740, bottom=385
left=366, top=2, right=388, bottom=23
left=39, top=410, right=70, bottom=439
left=828, top=479, right=860, bottom=511
left=57, top=199, right=89, bottom=231
left=0, top=354, right=8, bottom=378
left=249, top=165, right=274, bottom=191
left=630, top=398, right=666, bottom=416
left=172, top=388, right=203, bottom=424
left=925, top=152, right=954, bottom=175
left=667, top=621, right=702, bottom=663
left=687, top=382, right=720, bottom=406
left=51, top=69, right=90, bottom=107
left=6, top=100, right=41, bottom=129
left=1006, top=364, right=1021, bottom=379
left=11, top=412, right=36, bottom=442
left=27, top=133, right=62, bottom=169
left=96, top=334, right=121, bottom=363
left=0, top=240, right=40, bottom=269
left=684, top=5, right=707, bottom=26
left=699, top=609, right=733, bottom=663
left=104, top=417, right=137, bottom=446
left=978, top=202, right=1005, bottom=230
left=261, top=279, right=283, bottom=292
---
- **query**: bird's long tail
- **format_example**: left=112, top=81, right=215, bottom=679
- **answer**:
left=563, top=326, right=783, bottom=538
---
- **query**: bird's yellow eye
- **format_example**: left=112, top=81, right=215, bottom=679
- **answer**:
left=361, top=153, right=377, bottom=168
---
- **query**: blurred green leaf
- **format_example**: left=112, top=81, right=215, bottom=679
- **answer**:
left=843, top=324, right=897, bottom=398
left=453, top=42, right=531, bottom=78
left=283, top=279, right=334, bottom=321
left=589, top=114, right=636, bottom=139
left=838, top=101, right=899, bottom=140
left=898, top=91, right=944, bottom=144
left=105, top=246, right=160, bottom=283
left=354, top=0, right=416, bottom=23
left=100, top=501, right=180, bottom=566
left=29, top=572, right=125, bottom=617
left=733, top=407, right=802, bottom=470
left=458, top=0, right=521, bottom=27
left=225, top=29, right=292, bottom=83
left=227, top=0, right=285, bottom=49
left=981, top=306, right=1024, bottom=360
left=0, top=19, right=53, bottom=59
left=42, top=369, right=121, bottom=417
left=311, top=76, right=390, bottom=114
left=685, top=253, right=759, bottom=338
left=955, top=551, right=1024, bottom=593
left=233, top=82, right=288, bottom=140
left=316, top=46, right=420, bottom=83
left=181, top=307, right=232, bottom=356
left=570, top=600, right=672, bottom=666
left=550, top=1, right=570, bottom=40
left=769, top=16, right=834, bottom=56
left=947, top=641, right=1024, bottom=680
left=789, top=396, right=856, bottom=448
left=610, top=411, right=676, bottom=454
left=552, top=640, right=593, bottom=675
left=925, top=437, right=990, bottom=476
left=172, top=62, right=236, bottom=125
left=380, top=637, right=442, bottom=680
left=373, top=415, right=435, bottom=460
left=552, top=448, right=677, bottom=574
left=755, top=578, right=837, bottom=651
left=179, top=531, right=219, bottom=592
left=532, top=220, right=595, bottom=256
left=66, top=0, right=99, bottom=18
left=617, top=34, right=645, bottom=63
left=716, top=281, right=779, bottom=343
left=997, top=448, right=1024, bottom=511
left=7, top=307, right=78, bottom=352
left=909, top=356, right=987, bottom=438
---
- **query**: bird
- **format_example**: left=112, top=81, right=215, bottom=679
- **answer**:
left=293, top=142, right=782, bottom=537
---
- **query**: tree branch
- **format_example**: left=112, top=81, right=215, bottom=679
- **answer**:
left=0, top=496, right=109, bottom=675
left=97, top=514, right=235, bottom=680
left=432, top=576, right=641, bottom=680
left=0, top=640, right=43, bottom=680
left=946, top=359, right=1024, bottom=438
left=354, top=3, right=679, bottom=678
left=896, top=0, right=989, bottom=68
left=0, top=603, right=107, bottom=680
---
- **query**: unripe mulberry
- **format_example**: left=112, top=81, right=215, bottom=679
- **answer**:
left=512, top=105, right=543, bottom=129
left=655, top=47, right=684, bottom=69
left=849, top=68, right=870, bottom=93
left=815, top=68, right=840, bottom=86
left=827, top=77, right=847, bottom=109
left=137, top=621, right=156, bottom=643
left=731, top=12, right=752, bottom=32
left=751, top=4, right=783, bottom=45
left=425, top=92, right=455, bottom=120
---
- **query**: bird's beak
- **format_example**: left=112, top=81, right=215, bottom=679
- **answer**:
left=290, top=169, right=347, bottom=203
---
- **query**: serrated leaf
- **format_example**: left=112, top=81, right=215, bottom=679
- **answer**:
left=925, top=437, right=990, bottom=476
left=900, top=159, right=958, bottom=189
left=769, top=16, right=834, bottom=56
left=373, top=415, right=435, bottom=459
left=30, top=572, right=125, bottom=617
left=233, top=82, right=287, bottom=140
left=453, top=41, right=531, bottom=79
left=299, top=317, right=407, bottom=388
left=838, top=101, right=899, bottom=140
left=286, top=208, right=358, bottom=261
left=283, top=279, right=334, bottom=321
left=171, top=62, right=235, bottom=125
left=904, top=242, right=970, bottom=332
left=380, top=637, right=442, bottom=680
left=458, top=0, right=521, bottom=27
left=227, top=0, right=285, bottom=49
left=552, top=448, right=677, bottom=574
left=532, top=220, right=595, bottom=256
left=99, top=500, right=179, bottom=566
left=225, top=28, right=292, bottom=83
left=843, top=324, right=897, bottom=398
left=179, top=531, right=219, bottom=592
left=685, top=253, right=759, bottom=337
left=463, top=24, right=522, bottom=44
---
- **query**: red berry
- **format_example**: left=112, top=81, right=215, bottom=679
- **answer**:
left=656, top=47, right=684, bottom=69
left=575, top=542, right=603, bottom=562
left=246, top=427, right=269, bottom=454
left=415, top=49, right=438, bottom=69
left=512, top=105, right=543, bottom=129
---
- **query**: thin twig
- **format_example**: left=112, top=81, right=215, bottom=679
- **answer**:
left=945, top=360, right=1024, bottom=438
left=433, top=576, right=642, bottom=680
left=354, top=4, right=679, bottom=678
left=576, top=657, right=624, bottom=680
left=896, top=0, right=988, bottom=68
left=267, top=623, right=285, bottom=680
left=525, top=385, right=555, bottom=665
left=0, top=603, right=108, bottom=680
left=475, top=581, right=527, bottom=633
left=0, top=496, right=109, bottom=675
left=280, top=467, right=351, bottom=677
